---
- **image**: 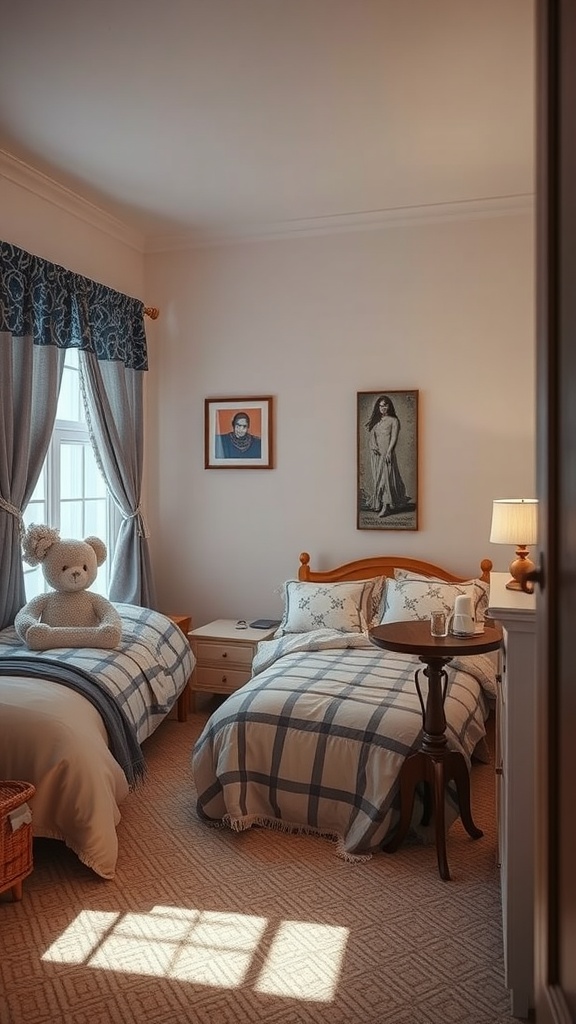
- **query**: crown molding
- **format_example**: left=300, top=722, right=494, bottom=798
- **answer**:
left=0, top=148, right=534, bottom=255
left=0, top=149, right=145, bottom=252
left=145, top=193, right=535, bottom=253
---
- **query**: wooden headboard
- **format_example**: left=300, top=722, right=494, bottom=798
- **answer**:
left=298, top=552, right=493, bottom=585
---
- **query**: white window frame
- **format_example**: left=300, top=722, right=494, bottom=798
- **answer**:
left=22, top=351, right=120, bottom=599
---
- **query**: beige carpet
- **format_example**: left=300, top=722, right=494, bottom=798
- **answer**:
left=0, top=703, right=518, bottom=1024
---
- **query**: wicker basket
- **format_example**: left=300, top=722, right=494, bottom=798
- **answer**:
left=0, top=781, right=36, bottom=901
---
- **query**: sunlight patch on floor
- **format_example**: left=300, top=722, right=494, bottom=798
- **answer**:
left=255, top=920, right=348, bottom=1001
left=41, top=905, right=349, bottom=1000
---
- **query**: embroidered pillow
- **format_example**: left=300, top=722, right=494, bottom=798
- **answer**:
left=393, top=569, right=489, bottom=623
left=278, top=579, right=381, bottom=635
left=381, top=578, right=487, bottom=625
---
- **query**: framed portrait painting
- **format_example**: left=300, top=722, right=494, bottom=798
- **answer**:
left=205, top=396, right=274, bottom=469
left=357, top=390, right=418, bottom=530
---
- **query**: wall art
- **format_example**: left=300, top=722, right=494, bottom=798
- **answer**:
left=357, top=390, right=418, bottom=530
left=205, top=396, right=274, bottom=469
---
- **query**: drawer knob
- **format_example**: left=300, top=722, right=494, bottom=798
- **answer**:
left=221, top=675, right=227, bottom=683
left=222, top=652, right=228, bottom=659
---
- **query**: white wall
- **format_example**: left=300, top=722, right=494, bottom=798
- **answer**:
left=1, top=167, right=534, bottom=626
left=145, top=208, right=535, bottom=626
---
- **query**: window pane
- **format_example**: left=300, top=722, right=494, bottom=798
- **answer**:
left=57, top=348, right=84, bottom=422
left=60, top=500, right=85, bottom=538
left=24, top=500, right=46, bottom=529
left=85, top=451, right=107, bottom=498
left=57, top=365, right=84, bottom=422
left=23, top=565, right=44, bottom=599
left=30, top=466, right=45, bottom=504
left=85, top=498, right=108, bottom=539
left=60, top=443, right=84, bottom=499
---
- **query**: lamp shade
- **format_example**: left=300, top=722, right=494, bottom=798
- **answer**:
left=490, top=499, right=538, bottom=545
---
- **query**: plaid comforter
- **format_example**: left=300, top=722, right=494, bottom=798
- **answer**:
left=193, top=629, right=497, bottom=859
left=0, top=603, right=194, bottom=744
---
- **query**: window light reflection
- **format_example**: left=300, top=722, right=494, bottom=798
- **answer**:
left=41, top=905, right=349, bottom=1000
left=255, top=920, right=348, bottom=1001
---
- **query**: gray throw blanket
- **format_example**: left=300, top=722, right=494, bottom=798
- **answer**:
left=0, top=655, right=146, bottom=788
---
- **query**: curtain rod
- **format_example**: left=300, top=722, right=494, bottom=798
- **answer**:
left=144, top=306, right=160, bottom=320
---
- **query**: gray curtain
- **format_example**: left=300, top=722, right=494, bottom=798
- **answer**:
left=0, top=240, right=155, bottom=628
left=79, top=352, right=156, bottom=607
left=0, top=338, right=64, bottom=630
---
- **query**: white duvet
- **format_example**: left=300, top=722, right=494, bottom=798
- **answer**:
left=0, top=605, right=194, bottom=878
left=0, top=676, right=129, bottom=878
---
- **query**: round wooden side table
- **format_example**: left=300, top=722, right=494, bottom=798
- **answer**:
left=370, top=620, right=502, bottom=881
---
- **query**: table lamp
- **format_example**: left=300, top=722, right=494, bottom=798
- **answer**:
left=489, top=498, right=538, bottom=591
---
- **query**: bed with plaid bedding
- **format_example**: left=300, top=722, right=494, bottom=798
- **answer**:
left=193, top=629, right=496, bottom=860
left=0, top=604, right=194, bottom=878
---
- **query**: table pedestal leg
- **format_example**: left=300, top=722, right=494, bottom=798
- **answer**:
left=382, top=655, right=483, bottom=880
left=444, top=750, right=484, bottom=841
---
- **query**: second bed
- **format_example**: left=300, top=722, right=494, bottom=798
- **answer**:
left=192, top=552, right=497, bottom=860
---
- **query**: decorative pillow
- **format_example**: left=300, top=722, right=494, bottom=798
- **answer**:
left=278, top=579, right=383, bottom=635
left=364, top=575, right=387, bottom=627
left=393, top=569, right=489, bottom=623
left=381, top=577, right=487, bottom=625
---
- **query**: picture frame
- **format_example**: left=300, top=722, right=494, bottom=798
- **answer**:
left=357, top=390, right=418, bottom=530
left=205, top=396, right=274, bottom=469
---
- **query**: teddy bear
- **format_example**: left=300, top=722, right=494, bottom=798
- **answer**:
left=14, top=524, right=123, bottom=651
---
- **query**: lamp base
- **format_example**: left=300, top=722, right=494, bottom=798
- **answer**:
left=507, top=548, right=536, bottom=592
left=505, top=578, right=525, bottom=591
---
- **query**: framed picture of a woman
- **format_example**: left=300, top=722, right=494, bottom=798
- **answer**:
left=357, top=390, right=418, bottom=530
left=205, top=396, right=274, bottom=469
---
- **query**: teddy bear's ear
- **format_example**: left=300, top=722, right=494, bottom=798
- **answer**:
left=22, top=524, right=60, bottom=566
left=84, top=536, right=107, bottom=567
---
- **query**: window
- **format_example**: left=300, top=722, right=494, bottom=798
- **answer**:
left=23, top=349, right=119, bottom=599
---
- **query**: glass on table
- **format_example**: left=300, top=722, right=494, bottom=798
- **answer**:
left=430, top=610, right=448, bottom=637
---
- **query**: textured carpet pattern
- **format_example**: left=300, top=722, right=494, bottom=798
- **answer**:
left=0, top=705, right=518, bottom=1024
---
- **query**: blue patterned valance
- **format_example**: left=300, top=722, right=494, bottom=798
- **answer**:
left=0, top=241, right=148, bottom=370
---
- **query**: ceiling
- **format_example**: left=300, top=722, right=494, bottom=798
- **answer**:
left=0, top=0, right=534, bottom=249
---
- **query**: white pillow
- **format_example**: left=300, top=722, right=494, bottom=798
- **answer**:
left=381, top=577, right=487, bottom=625
left=278, top=579, right=384, bottom=635
left=393, top=569, right=489, bottom=623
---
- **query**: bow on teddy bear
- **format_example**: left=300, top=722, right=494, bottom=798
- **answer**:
left=15, top=524, right=122, bottom=651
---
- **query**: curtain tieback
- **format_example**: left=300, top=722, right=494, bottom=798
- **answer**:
left=123, top=505, right=150, bottom=539
left=0, top=496, right=25, bottom=537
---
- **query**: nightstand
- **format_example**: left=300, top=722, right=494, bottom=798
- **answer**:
left=188, top=619, right=277, bottom=710
left=166, top=614, right=192, bottom=722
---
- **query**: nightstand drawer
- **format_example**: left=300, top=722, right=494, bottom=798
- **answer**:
left=194, top=665, right=251, bottom=691
left=196, top=641, right=254, bottom=668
